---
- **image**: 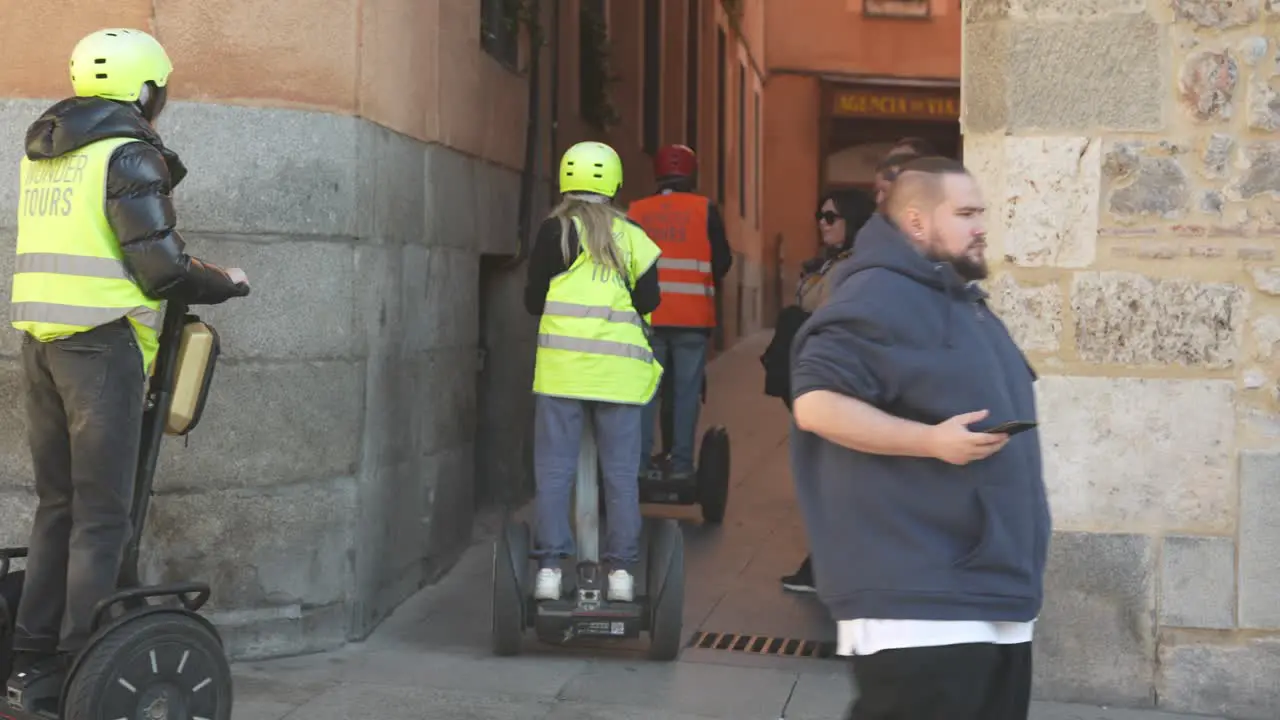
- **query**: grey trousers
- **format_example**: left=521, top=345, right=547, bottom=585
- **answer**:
left=14, top=319, right=145, bottom=655
left=533, top=395, right=643, bottom=569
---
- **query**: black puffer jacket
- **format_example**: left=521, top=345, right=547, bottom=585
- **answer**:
left=24, top=97, right=248, bottom=305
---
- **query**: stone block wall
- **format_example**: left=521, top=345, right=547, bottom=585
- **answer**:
left=0, top=99, right=536, bottom=659
left=965, top=1, right=1280, bottom=717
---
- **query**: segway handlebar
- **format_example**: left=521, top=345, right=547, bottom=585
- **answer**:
left=117, top=302, right=191, bottom=590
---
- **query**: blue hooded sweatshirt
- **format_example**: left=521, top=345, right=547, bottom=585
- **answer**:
left=788, top=214, right=1051, bottom=624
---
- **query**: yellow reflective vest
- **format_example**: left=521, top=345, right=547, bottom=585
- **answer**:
left=11, top=137, right=162, bottom=371
left=532, top=215, right=663, bottom=405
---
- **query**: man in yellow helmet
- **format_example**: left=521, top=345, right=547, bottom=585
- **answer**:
left=7, top=28, right=249, bottom=687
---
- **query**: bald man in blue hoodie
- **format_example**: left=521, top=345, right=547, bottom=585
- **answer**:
left=789, top=157, right=1051, bottom=720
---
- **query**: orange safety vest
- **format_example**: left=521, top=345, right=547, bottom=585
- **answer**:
left=627, top=191, right=716, bottom=328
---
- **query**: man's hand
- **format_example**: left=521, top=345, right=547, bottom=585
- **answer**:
left=226, top=267, right=249, bottom=287
left=926, top=409, right=1008, bottom=465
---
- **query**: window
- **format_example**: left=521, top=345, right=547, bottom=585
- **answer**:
left=737, top=61, right=746, bottom=217
left=480, top=0, right=518, bottom=69
left=715, top=27, right=726, bottom=207
left=753, top=89, right=761, bottom=227
left=580, top=0, right=611, bottom=128
left=642, top=0, right=661, bottom=154
left=685, top=0, right=699, bottom=150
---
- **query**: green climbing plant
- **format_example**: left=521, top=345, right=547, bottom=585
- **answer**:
left=579, top=1, right=622, bottom=130
left=496, top=0, right=546, bottom=72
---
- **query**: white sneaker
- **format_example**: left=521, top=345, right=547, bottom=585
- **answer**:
left=534, top=568, right=562, bottom=601
left=607, top=570, right=634, bottom=602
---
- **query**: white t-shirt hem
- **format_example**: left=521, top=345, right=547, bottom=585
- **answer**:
left=836, top=618, right=1036, bottom=657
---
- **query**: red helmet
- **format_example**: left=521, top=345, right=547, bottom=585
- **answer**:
left=654, top=144, right=697, bottom=179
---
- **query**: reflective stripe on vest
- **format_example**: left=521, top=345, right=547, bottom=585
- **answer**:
left=532, top=214, right=664, bottom=405
left=627, top=192, right=716, bottom=328
left=12, top=136, right=163, bottom=371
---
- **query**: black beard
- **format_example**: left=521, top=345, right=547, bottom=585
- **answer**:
left=951, top=255, right=989, bottom=281
left=924, top=249, right=988, bottom=282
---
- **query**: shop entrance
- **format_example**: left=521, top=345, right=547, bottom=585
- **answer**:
left=818, top=79, right=962, bottom=197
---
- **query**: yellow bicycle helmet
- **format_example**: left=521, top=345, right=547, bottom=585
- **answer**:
left=559, top=141, right=623, bottom=198
left=70, top=29, right=173, bottom=102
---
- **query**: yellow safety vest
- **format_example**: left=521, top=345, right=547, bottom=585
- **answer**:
left=532, top=215, right=663, bottom=405
left=11, top=137, right=163, bottom=371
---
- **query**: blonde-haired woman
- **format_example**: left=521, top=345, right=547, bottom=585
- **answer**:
left=523, top=141, right=663, bottom=603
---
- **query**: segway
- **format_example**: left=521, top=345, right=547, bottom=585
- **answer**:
left=492, top=419, right=685, bottom=661
left=640, top=371, right=731, bottom=524
left=0, top=302, right=234, bottom=720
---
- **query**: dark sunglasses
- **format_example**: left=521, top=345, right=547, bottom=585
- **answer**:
left=815, top=210, right=842, bottom=225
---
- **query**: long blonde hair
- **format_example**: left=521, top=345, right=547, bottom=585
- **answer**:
left=550, top=193, right=628, bottom=279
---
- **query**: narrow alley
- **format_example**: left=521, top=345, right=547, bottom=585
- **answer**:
left=228, top=335, right=1222, bottom=720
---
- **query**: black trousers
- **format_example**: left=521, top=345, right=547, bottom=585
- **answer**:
left=846, top=642, right=1033, bottom=720
left=13, top=320, right=145, bottom=656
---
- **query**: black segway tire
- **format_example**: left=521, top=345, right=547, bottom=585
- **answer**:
left=63, top=611, right=232, bottom=720
left=491, top=520, right=530, bottom=657
left=0, top=570, right=22, bottom=684
left=697, top=426, right=731, bottom=524
left=646, top=519, right=685, bottom=662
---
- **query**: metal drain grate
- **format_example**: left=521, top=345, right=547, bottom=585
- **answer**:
left=687, top=631, right=838, bottom=659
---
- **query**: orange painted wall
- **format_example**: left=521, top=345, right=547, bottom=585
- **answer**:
left=762, top=75, right=822, bottom=315
left=0, top=0, right=531, bottom=170
left=760, top=0, right=960, bottom=321
left=765, top=0, right=961, bottom=80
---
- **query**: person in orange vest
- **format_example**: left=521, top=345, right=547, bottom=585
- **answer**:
left=627, top=144, right=732, bottom=482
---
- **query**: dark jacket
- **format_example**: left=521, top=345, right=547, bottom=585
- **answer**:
left=24, top=97, right=247, bottom=305
left=788, top=214, right=1051, bottom=624
left=523, top=216, right=661, bottom=317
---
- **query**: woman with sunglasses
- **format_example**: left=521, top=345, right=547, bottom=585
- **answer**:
left=762, top=187, right=876, bottom=594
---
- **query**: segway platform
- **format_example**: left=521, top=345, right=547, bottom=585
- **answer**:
left=530, top=564, right=648, bottom=643
left=493, top=422, right=685, bottom=661
left=639, top=426, right=731, bottom=524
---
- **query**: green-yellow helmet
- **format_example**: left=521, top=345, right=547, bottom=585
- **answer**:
left=70, top=29, right=173, bottom=102
left=559, top=141, right=623, bottom=198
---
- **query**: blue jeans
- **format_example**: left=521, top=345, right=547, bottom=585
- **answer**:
left=533, top=395, right=643, bottom=569
left=640, top=328, right=708, bottom=475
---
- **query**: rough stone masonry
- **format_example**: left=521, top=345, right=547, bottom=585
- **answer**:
left=965, top=1, right=1280, bottom=718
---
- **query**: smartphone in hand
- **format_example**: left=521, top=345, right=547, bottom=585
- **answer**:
left=984, top=420, right=1038, bottom=437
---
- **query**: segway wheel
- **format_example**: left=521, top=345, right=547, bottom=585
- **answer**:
left=491, top=520, right=530, bottom=657
left=696, top=426, right=731, bottom=524
left=0, top=570, right=22, bottom=684
left=646, top=519, right=685, bottom=662
left=63, top=612, right=232, bottom=720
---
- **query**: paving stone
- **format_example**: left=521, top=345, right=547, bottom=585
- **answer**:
left=1158, top=635, right=1280, bottom=719
left=1071, top=272, right=1244, bottom=369
left=285, top=683, right=555, bottom=720
left=1238, top=450, right=1280, bottom=628
left=1035, top=376, right=1235, bottom=533
left=556, top=660, right=796, bottom=720
left=782, top=672, right=854, bottom=720
left=1158, top=535, right=1235, bottom=629
left=1033, top=532, right=1158, bottom=706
